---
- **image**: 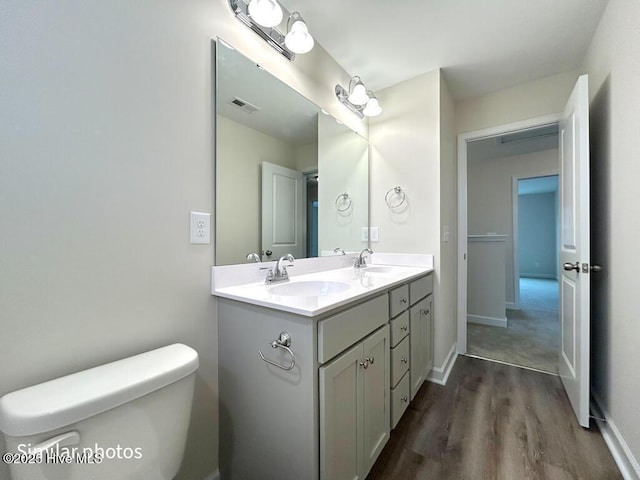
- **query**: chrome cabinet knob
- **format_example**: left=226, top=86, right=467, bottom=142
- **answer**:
left=367, top=356, right=375, bottom=365
left=359, top=359, right=369, bottom=369
left=401, top=325, right=408, bottom=331
left=400, top=298, right=407, bottom=304
left=401, top=357, right=408, bottom=364
left=401, top=396, right=408, bottom=402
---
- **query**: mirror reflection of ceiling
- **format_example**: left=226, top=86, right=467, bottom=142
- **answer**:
left=468, top=124, right=559, bottom=163
left=217, top=41, right=318, bottom=145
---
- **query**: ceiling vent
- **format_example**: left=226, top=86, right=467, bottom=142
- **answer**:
left=230, top=97, right=260, bottom=114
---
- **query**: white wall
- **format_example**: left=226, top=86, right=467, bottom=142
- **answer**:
left=456, top=71, right=579, bottom=134
left=295, top=142, right=318, bottom=173
left=216, top=115, right=297, bottom=265
left=369, top=70, right=458, bottom=370
left=583, top=0, right=640, bottom=471
left=467, top=149, right=558, bottom=303
left=519, top=192, right=558, bottom=278
left=0, top=1, right=362, bottom=479
left=439, top=73, right=458, bottom=368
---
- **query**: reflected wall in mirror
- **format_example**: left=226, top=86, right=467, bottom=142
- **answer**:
left=215, top=39, right=369, bottom=266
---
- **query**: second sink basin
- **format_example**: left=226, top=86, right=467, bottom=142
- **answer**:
left=268, top=280, right=351, bottom=297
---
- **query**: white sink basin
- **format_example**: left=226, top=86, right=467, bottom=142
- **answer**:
left=268, top=280, right=351, bottom=297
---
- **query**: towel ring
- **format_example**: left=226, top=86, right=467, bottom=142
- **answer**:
left=385, top=186, right=406, bottom=209
left=335, top=192, right=352, bottom=212
left=259, top=331, right=296, bottom=371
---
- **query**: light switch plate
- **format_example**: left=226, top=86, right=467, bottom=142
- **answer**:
left=361, top=227, right=369, bottom=241
left=190, top=212, right=211, bottom=244
left=370, top=227, right=379, bottom=242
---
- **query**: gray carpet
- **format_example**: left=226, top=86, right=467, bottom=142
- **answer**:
left=467, top=278, right=559, bottom=373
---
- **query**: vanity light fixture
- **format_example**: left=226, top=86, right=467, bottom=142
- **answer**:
left=362, top=91, right=382, bottom=117
left=285, top=12, right=314, bottom=54
left=335, top=77, right=383, bottom=119
left=347, top=76, right=369, bottom=105
left=247, top=0, right=283, bottom=28
left=228, top=0, right=315, bottom=61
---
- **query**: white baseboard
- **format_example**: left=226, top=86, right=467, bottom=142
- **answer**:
left=203, top=469, right=220, bottom=480
left=505, top=302, right=520, bottom=310
left=427, top=343, right=458, bottom=386
left=591, top=390, right=640, bottom=480
left=467, top=314, right=508, bottom=328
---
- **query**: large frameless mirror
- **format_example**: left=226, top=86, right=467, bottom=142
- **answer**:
left=215, top=39, right=369, bottom=266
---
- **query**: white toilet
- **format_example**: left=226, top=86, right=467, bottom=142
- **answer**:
left=0, top=343, right=199, bottom=480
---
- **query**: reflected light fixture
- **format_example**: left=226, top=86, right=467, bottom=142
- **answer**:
left=228, top=0, right=314, bottom=61
left=285, top=12, right=314, bottom=54
left=248, top=0, right=283, bottom=27
left=335, top=77, right=383, bottom=118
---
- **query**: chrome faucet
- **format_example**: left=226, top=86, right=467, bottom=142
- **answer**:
left=246, top=252, right=261, bottom=263
left=265, top=254, right=295, bottom=284
left=354, top=248, right=373, bottom=268
left=333, top=247, right=346, bottom=255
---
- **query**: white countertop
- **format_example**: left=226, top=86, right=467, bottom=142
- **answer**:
left=211, top=253, right=433, bottom=317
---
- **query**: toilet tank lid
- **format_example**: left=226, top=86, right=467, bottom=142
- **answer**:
left=0, top=343, right=199, bottom=437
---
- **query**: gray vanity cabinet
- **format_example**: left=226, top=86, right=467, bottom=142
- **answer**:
left=319, top=325, right=389, bottom=480
left=218, top=292, right=389, bottom=480
left=409, top=275, right=434, bottom=399
left=388, top=273, right=434, bottom=427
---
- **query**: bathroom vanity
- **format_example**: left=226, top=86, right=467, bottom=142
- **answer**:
left=213, top=255, right=433, bottom=480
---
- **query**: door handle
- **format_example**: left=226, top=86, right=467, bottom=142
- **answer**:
left=563, top=262, right=580, bottom=272
left=590, top=264, right=602, bottom=273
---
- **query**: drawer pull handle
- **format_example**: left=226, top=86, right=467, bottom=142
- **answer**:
left=401, top=396, right=408, bottom=402
left=401, top=357, right=408, bottom=364
left=401, top=325, right=408, bottom=331
left=359, top=359, right=369, bottom=369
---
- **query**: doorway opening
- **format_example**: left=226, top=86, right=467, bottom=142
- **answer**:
left=458, top=116, right=561, bottom=374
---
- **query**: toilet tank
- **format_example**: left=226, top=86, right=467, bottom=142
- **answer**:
left=0, top=344, right=199, bottom=480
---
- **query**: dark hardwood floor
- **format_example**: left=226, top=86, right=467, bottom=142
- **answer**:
left=368, top=355, right=621, bottom=480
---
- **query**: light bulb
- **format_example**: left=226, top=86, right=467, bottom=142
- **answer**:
left=285, top=19, right=314, bottom=54
left=248, top=0, right=283, bottom=28
left=348, top=82, right=369, bottom=106
left=363, top=97, right=382, bottom=117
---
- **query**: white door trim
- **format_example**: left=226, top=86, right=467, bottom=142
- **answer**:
left=456, top=113, right=562, bottom=354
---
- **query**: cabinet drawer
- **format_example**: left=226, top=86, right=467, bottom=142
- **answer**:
left=389, top=285, right=409, bottom=318
left=410, top=274, right=433, bottom=305
left=391, top=371, right=410, bottom=429
left=318, top=294, right=388, bottom=364
left=390, top=335, right=410, bottom=388
left=389, top=311, right=409, bottom=347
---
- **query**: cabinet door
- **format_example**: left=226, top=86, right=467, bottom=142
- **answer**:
left=409, top=297, right=430, bottom=399
left=424, top=297, right=433, bottom=375
left=320, top=342, right=364, bottom=480
left=362, top=326, right=390, bottom=476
